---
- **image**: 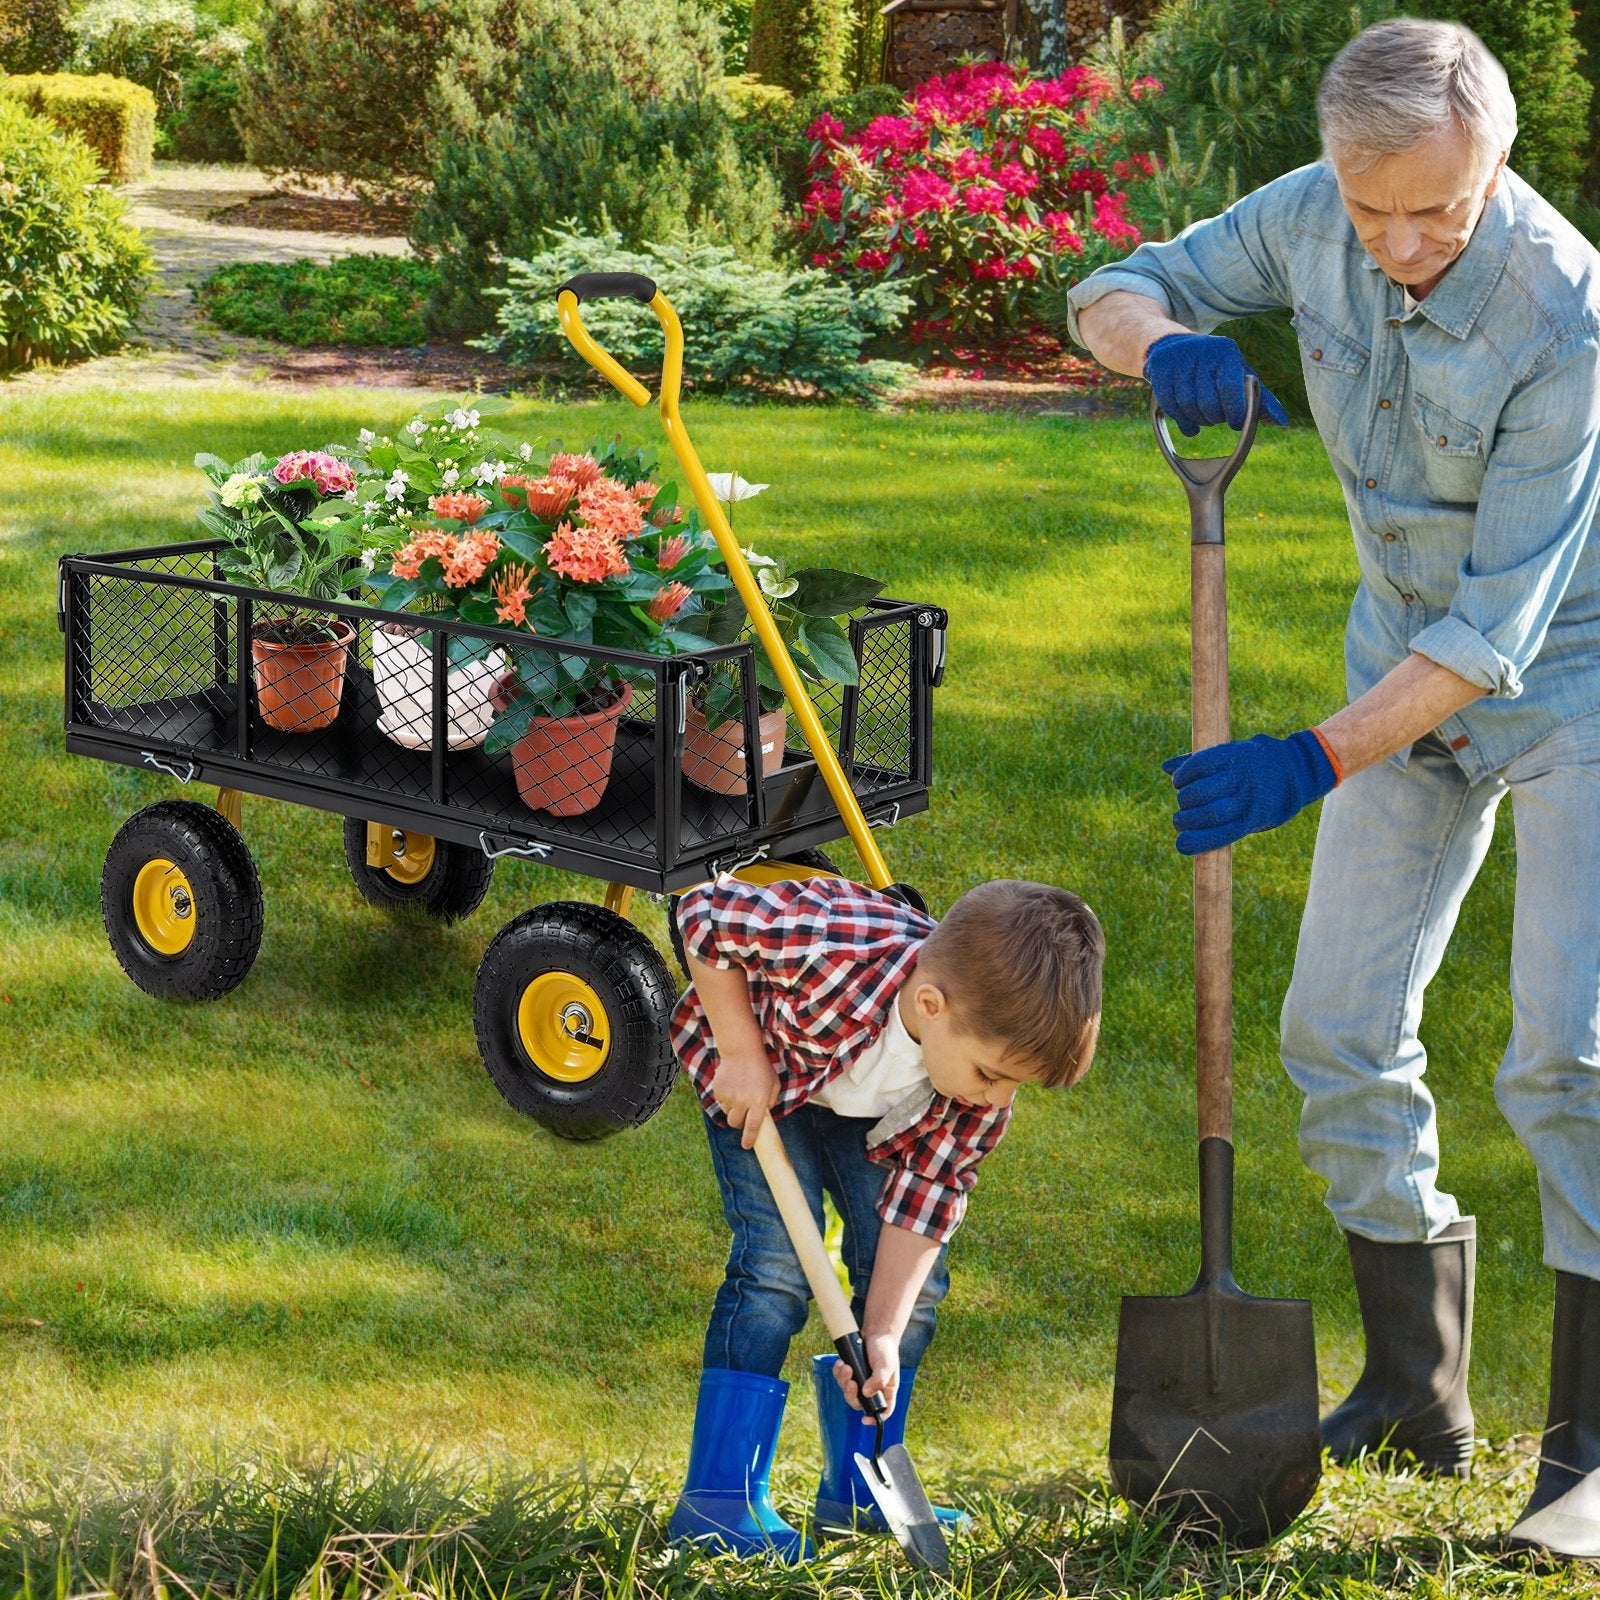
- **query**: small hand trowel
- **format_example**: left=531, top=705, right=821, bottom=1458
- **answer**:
left=753, top=1116, right=951, bottom=1573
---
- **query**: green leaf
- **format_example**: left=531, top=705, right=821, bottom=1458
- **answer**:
left=788, top=568, right=884, bottom=617
left=798, top=616, right=859, bottom=685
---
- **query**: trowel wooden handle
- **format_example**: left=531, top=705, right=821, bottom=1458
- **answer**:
left=1192, top=541, right=1234, bottom=1146
left=753, top=1116, right=889, bottom=1418
left=753, top=1116, right=855, bottom=1336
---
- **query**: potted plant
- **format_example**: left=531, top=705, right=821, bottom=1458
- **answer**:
left=403, top=441, right=730, bottom=817
left=679, top=549, right=884, bottom=796
left=196, top=449, right=366, bottom=733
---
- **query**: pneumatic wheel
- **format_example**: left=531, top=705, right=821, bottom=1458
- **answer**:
left=342, top=817, right=494, bottom=923
left=474, top=901, right=679, bottom=1142
left=100, top=799, right=264, bottom=1001
left=666, top=847, right=842, bottom=980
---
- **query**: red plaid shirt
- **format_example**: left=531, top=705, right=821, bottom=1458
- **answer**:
left=670, top=875, right=1012, bottom=1243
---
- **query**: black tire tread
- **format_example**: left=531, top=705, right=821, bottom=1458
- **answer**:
left=474, top=900, right=678, bottom=1141
left=341, top=817, right=494, bottom=923
left=101, top=799, right=264, bottom=1002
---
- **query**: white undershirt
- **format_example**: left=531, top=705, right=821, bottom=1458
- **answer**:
left=810, top=989, right=929, bottom=1119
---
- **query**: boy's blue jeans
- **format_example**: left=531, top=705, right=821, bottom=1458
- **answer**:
left=701, top=1102, right=950, bottom=1376
left=1281, top=712, right=1600, bottom=1276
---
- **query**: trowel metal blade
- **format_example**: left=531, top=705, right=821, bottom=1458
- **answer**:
left=853, top=1444, right=951, bottom=1574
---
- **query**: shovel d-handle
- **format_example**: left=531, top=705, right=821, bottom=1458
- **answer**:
left=557, top=284, right=894, bottom=891
left=752, top=1117, right=890, bottom=1425
left=1151, top=382, right=1262, bottom=1151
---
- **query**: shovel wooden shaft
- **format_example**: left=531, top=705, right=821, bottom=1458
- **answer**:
left=752, top=1116, right=857, bottom=1339
left=1191, top=540, right=1233, bottom=1150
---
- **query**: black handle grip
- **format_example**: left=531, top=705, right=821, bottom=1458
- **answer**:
left=1151, top=376, right=1262, bottom=546
left=557, top=273, right=657, bottom=306
left=835, top=1332, right=889, bottom=1419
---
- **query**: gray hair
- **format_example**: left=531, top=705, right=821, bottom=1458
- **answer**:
left=1318, top=17, right=1517, bottom=173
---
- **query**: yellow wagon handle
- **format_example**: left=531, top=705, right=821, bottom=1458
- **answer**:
left=556, top=273, right=894, bottom=891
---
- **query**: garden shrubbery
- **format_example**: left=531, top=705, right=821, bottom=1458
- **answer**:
left=0, top=96, right=151, bottom=368
left=478, top=227, right=913, bottom=402
left=413, top=63, right=782, bottom=337
left=195, top=255, right=440, bottom=346
left=0, top=0, right=71, bottom=71
left=0, top=69, right=156, bottom=178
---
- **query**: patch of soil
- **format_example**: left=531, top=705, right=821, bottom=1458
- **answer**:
left=257, top=340, right=514, bottom=390
left=211, top=190, right=416, bottom=238
left=899, top=329, right=1140, bottom=414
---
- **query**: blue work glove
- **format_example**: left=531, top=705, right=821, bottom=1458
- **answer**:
left=1162, top=730, right=1339, bottom=855
left=1143, top=333, right=1291, bottom=437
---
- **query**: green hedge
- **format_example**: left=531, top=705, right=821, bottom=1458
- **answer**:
left=195, top=255, right=440, bottom=347
left=0, top=96, right=152, bottom=368
left=0, top=69, right=155, bottom=178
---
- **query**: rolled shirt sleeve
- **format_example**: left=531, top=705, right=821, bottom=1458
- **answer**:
left=1410, top=340, right=1600, bottom=699
left=870, top=1100, right=1011, bottom=1243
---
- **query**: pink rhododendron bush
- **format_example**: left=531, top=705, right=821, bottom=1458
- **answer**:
left=799, top=61, right=1162, bottom=345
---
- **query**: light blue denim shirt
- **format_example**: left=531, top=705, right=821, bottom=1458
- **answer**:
left=1066, top=162, right=1600, bottom=780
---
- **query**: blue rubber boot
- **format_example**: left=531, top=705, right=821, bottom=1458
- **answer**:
left=811, top=1354, right=971, bottom=1535
left=668, top=1368, right=813, bottom=1561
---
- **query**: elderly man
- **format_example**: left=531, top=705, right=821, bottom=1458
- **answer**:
left=1069, top=18, right=1600, bottom=1557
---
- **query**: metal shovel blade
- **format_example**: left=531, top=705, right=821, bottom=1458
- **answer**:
left=1109, top=1144, right=1320, bottom=1546
left=852, top=1444, right=951, bottom=1574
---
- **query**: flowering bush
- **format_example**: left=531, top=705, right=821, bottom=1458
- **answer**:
left=362, top=437, right=734, bottom=736
left=797, top=59, right=1162, bottom=339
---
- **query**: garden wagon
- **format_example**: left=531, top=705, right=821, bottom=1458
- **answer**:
left=59, top=278, right=948, bottom=1142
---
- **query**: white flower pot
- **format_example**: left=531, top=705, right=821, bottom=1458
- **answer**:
left=372, top=624, right=501, bottom=751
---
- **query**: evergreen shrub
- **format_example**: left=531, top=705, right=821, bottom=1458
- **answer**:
left=0, top=0, right=71, bottom=72
left=413, top=64, right=782, bottom=338
left=170, top=60, right=245, bottom=161
left=478, top=227, right=914, bottom=402
left=0, top=70, right=156, bottom=178
left=746, top=0, right=851, bottom=95
left=0, top=97, right=152, bottom=369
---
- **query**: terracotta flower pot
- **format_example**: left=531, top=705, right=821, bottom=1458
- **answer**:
left=372, top=623, right=501, bottom=751
left=251, top=618, right=355, bottom=733
left=509, top=681, right=633, bottom=817
left=682, top=702, right=787, bottom=795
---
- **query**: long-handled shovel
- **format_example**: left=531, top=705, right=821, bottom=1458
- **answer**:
left=1107, top=383, right=1322, bottom=1546
left=752, top=1117, right=951, bottom=1574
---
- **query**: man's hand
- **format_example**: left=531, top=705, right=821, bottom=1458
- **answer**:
left=833, top=1331, right=901, bottom=1418
left=1163, top=730, right=1339, bottom=854
left=710, top=1050, right=780, bottom=1148
left=1144, top=332, right=1291, bottom=436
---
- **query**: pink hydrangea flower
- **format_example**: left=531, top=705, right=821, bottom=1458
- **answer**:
left=274, top=450, right=355, bottom=497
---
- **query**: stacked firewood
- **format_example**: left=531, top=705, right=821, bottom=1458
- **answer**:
left=1066, top=0, right=1159, bottom=59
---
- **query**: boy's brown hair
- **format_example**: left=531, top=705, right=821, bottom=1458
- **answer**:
left=916, top=879, right=1104, bottom=1088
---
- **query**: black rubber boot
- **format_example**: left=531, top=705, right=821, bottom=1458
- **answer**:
left=1507, top=1271, right=1600, bottom=1559
left=1321, top=1216, right=1476, bottom=1477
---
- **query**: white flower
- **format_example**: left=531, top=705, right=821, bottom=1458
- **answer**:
left=517, top=442, right=534, bottom=461
left=357, top=428, right=375, bottom=448
left=448, top=407, right=480, bottom=432
left=218, top=472, right=262, bottom=508
left=384, top=469, right=410, bottom=502
left=342, top=488, right=357, bottom=501
left=741, top=546, right=778, bottom=569
left=363, top=499, right=380, bottom=514
left=360, top=547, right=381, bottom=571
left=706, top=473, right=769, bottom=504
left=758, top=566, right=798, bottom=599
left=474, top=459, right=505, bottom=485
left=441, top=467, right=460, bottom=488
left=406, top=418, right=427, bottom=438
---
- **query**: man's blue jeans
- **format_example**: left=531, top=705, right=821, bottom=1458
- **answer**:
left=1281, top=712, right=1600, bottom=1275
left=701, top=1102, right=950, bottom=1376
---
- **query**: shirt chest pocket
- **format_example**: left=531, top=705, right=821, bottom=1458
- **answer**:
left=1411, top=391, right=1485, bottom=504
left=1294, top=305, right=1370, bottom=441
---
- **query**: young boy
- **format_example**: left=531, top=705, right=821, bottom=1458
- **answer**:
left=666, top=871, right=1105, bottom=1559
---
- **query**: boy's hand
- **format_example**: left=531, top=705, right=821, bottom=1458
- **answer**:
left=833, top=1332, right=901, bottom=1418
left=711, top=1050, right=780, bottom=1148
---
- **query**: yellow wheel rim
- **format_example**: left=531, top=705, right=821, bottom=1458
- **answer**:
left=382, top=830, right=436, bottom=886
left=516, top=973, right=611, bottom=1082
left=131, top=857, right=197, bottom=956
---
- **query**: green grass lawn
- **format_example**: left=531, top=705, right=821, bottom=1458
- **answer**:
left=0, top=383, right=1571, bottom=1595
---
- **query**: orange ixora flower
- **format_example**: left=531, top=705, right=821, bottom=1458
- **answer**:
left=631, top=481, right=659, bottom=503
left=544, top=521, right=629, bottom=584
left=429, top=491, right=491, bottom=525
left=656, top=533, right=689, bottom=570
left=389, top=526, right=455, bottom=580
left=492, top=561, right=535, bottom=626
left=523, top=476, right=577, bottom=522
left=577, top=477, right=646, bottom=540
left=443, top=528, right=500, bottom=587
left=646, top=580, right=693, bottom=622
left=547, top=452, right=602, bottom=487
left=498, top=472, right=537, bottom=510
